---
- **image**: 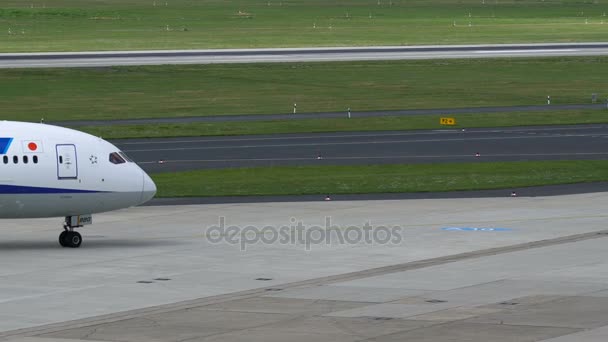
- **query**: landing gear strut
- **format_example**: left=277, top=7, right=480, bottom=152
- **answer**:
left=59, top=215, right=88, bottom=248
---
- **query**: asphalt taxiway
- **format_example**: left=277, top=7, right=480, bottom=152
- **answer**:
left=2, top=43, right=608, bottom=68
left=1, top=192, right=608, bottom=341
left=111, top=125, right=608, bottom=173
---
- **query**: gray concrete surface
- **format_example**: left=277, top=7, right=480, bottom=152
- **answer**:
left=111, top=125, right=608, bottom=173
left=1, top=192, right=608, bottom=341
left=2, top=43, right=608, bottom=68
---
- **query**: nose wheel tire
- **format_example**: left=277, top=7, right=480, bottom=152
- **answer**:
left=59, top=231, right=82, bottom=248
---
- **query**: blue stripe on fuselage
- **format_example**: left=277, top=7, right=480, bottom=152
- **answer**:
left=0, top=138, right=13, bottom=154
left=0, top=184, right=106, bottom=194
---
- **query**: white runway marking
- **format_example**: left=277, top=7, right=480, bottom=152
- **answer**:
left=475, top=49, right=578, bottom=54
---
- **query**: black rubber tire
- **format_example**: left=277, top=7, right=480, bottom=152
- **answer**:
left=59, top=231, right=68, bottom=247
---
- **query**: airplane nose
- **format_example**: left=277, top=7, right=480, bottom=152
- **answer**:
left=140, top=171, right=157, bottom=204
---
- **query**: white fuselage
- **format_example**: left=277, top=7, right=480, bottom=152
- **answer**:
left=0, top=121, right=156, bottom=218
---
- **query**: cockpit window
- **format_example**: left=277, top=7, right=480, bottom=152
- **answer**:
left=118, top=151, right=134, bottom=163
left=109, top=152, right=126, bottom=164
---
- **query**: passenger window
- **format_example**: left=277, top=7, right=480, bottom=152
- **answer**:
left=33, top=155, right=38, bottom=164
left=109, top=152, right=126, bottom=164
left=23, top=156, right=28, bottom=164
left=13, top=156, right=18, bottom=164
left=3, top=156, right=7, bottom=164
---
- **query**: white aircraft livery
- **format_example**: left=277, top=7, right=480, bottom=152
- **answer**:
left=0, top=121, right=156, bottom=248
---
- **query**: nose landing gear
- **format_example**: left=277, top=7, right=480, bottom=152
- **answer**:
left=59, top=230, right=82, bottom=248
left=59, top=215, right=90, bottom=248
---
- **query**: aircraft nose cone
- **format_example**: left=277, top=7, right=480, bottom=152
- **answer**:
left=141, top=171, right=157, bottom=204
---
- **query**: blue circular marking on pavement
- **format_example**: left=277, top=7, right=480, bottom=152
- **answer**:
left=442, top=227, right=513, bottom=232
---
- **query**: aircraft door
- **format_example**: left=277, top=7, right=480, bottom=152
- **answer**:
left=56, top=144, right=78, bottom=179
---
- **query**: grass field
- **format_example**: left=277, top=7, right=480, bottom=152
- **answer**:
left=151, top=160, right=608, bottom=197
left=81, top=109, right=608, bottom=139
left=1, top=0, right=608, bottom=52
left=1, top=57, right=607, bottom=123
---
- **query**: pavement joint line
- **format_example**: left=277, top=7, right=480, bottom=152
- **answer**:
left=2, top=227, right=608, bottom=340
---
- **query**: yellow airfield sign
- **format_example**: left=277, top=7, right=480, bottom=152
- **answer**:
left=440, top=117, right=456, bottom=126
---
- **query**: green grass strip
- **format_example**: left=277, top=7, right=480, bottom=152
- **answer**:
left=151, top=160, right=608, bottom=197
left=2, top=0, right=608, bottom=52
left=2, top=58, right=607, bottom=122
left=82, top=110, right=608, bottom=139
